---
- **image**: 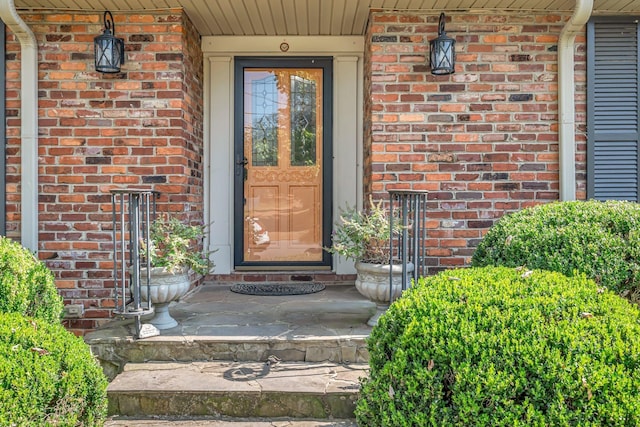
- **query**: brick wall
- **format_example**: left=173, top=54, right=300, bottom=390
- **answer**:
left=6, top=9, right=204, bottom=334
left=365, top=11, right=587, bottom=273
left=4, top=7, right=590, bottom=332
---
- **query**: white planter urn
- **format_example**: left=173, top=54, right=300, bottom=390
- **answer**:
left=355, top=261, right=414, bottom=326
left=139, top=266, right=191, bottom=330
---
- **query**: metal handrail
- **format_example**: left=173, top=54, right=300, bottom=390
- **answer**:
left=111, top=188, right=160, bottom=338
left=389, top=190, right=427, bottom=302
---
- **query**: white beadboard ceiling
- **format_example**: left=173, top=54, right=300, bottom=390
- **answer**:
left=14, top=0, right=640, bottom=36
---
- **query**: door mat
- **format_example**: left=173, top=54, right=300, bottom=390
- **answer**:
left=230, top=282, right=325, bottom=296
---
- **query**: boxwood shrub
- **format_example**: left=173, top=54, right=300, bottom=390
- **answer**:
left=357, top=266, right=640, bottom=426
left=0, top=312, right=108, bottom=426
left=0, top=236, right=64, bottom=323
left=471, top=200, right=640, bottom=294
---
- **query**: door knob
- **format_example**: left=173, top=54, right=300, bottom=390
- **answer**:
left=236, top=157, right=248, bottom=166
left=236, top=156, right=248, bottom=181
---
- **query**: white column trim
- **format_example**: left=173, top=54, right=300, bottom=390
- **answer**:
left=207, top=56, right=233, bottom=274
left=202, top=36, right=363, bottom=55
left=334, top=55, right=361, bottom=275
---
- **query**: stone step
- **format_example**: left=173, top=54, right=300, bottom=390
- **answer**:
left=105, top=416, right=357, bottom=426
left=108, top=361, right=367, bottom=420
left=91, top=333, right=369, bottom=381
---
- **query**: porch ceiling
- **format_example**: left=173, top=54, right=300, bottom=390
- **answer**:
left=14, top=0, right=640, bottom=37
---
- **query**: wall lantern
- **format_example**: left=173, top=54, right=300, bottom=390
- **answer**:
left=94, top=11, right=124, bottom=73
left=429, top=13, right=455, bottom=75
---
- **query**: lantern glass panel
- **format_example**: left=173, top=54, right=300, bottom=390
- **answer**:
left=430, top=37, right=455, bottom=75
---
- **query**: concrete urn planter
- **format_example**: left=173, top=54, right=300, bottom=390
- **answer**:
left=140, top=266, right=191, bottom=330
left=355, top=261, right=414, bottom=326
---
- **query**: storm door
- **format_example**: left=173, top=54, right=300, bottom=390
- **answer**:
left=234, top=58, right=332, bottom=268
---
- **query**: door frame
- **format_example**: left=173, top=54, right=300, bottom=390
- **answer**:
left=233, top=57, right=333, bottom=269
left=201, top=36, right=364, bottom=275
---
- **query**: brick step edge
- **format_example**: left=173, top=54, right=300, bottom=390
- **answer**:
left=108, top=361, right=368, bottom=419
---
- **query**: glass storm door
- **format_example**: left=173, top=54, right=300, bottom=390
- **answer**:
left=234, top=58, right=332, bottom=268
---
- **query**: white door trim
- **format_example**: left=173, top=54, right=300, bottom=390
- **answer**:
left=202, top=36, right=364, bottom=274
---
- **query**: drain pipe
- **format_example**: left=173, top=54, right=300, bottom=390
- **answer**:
left=0, top=0, right=38, bottom=251
left=558, top=0, right=593, bottom=201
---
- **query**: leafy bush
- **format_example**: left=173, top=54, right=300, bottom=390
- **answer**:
left=357, top=266, right=640, bottom=426
left=0, top=312, right=108, bottom=426
left=326, top=197, right=402, bottom=264
left=0, top=236, right=64, bottom=323
left=142, top=214, right=213, bottom=275
left=471, top=200, right=640, bottom=294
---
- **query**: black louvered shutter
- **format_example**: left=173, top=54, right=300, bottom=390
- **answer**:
left=587, top=18, right=640, bottom=201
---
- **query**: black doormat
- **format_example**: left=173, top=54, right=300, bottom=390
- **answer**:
left=230, top=282, right=325, bottom=296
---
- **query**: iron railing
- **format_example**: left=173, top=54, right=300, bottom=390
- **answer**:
left=111, top=188, right=160, bottom=338
left=389, top=190, right=428, bottom=301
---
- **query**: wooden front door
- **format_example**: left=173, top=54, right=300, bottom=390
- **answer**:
left=234, top=58, right=332, bottom=268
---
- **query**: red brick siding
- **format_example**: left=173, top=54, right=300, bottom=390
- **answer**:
left=6, top=9, right=203, bottom=334
left=4, top=8, right=590, bottom=332
left=364, top=11, right=587, bottom=273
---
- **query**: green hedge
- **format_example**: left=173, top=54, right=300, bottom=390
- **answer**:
left=357, top=266, right=640, bottom=426
left=471, top=200, right=640, bottom=294
left=0, top=236, right=64, bottom=323
left=0, top=312, right=108, bottom=426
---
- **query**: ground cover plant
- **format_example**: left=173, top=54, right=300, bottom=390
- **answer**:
left=471, top=200, right=640, bottom=295
left=0, top=312, right=108, bottom=426
left=0, top=236, right=63, bottom=322
left=357, top=266, right=640, bottom=426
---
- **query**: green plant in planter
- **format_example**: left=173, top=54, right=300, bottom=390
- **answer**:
left=142, top=214, right=213, bottom=275
left=325, top=197, right=401, bottom=264
left=326, top=197, right=413, bottom=326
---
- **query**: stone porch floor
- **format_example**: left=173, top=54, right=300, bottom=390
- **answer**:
left=86, top=283, right=376, bottom=379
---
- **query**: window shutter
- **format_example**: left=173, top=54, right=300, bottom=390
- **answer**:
left=587, top=19, right=640, bottom=201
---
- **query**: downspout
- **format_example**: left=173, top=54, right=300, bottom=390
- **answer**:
left=0, top=21, right=5, bottom=236
left=0, top=0, right=38, bottom=251
left=558, top=0, right=593, bottom=201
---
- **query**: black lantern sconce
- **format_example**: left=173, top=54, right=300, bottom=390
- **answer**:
left=429, top=13, right=455, bottom=75
left=94, top=11, right=124, bottom=73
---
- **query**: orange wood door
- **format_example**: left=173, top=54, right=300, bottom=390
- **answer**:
left=241, top=68, right=324, bottom=263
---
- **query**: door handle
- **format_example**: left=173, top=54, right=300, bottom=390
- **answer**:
left=236, top=156, right=248, bottom=181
